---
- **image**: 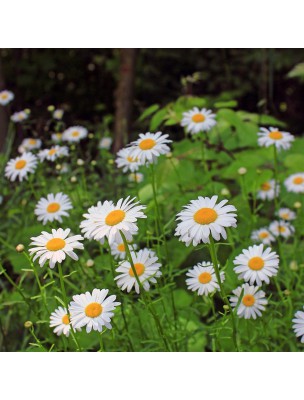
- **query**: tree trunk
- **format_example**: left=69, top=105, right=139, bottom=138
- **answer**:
left=0, top=56, right=8, bottom=152
left=113, top=48, right=137, bottom=152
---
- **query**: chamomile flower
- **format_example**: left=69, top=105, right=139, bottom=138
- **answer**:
left=230, top=284, right=267, bottom=319
left=0, top=90, right=14, bottom=105
left=99, top=137, right=113, bottom=150
left=50, top=306, right=73, bottom=337
left=257, top=127, right=294, bottom=150
left=269, top=220, right=295, bottom=239
left=233, top=244, right=279, bottom=286
left=181, top=107, right=216, bottom=135
left=21, top=138, right=42, bottom=151
left=69, top=288, right=120, bottom=333
left=80, top=196, right=146, bottom=244
left=257, top=179, right=280, bottom=201
left=115, top=248, right=161, bottom=293
left=38, top=145, right=69, bottom=162
left=5, top=152, right=38, bottom=182
left=51, top=133, right=63, bottom=142
left=29, top=228, right=84, bottom=269
left=175, top=195, right=237, bottom=246
left=34, top=193, right=73, bottom=225
left=115, top=147, right=141, bottom=172
left=251, top=227, right=275, bottom=245
left=128, top=172, right=144, bottom=183
left=285, top=173, right=304, bottom=193
left=62, top=126, right=88, bottom=142
left=11, top=110, right=28, bottom=123
left=129, top=132, right=172, bottom=164
left=53, top=109, right=64, bottom=120
left=277, top=208, right=296, bottom=221
left=110, top=240, right=137, bottom=260
left=186, top=261, right=225, bottom=296
left=292, top=307, right=304, bottom=343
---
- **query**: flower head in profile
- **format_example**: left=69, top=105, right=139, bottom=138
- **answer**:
left=0, top=90, right=14, bottom=106
left=285, top=173, right=304, bottom=193
left=186, top=261, right=225, bottom=296
left=175, top=195, right=237, bottom=246
left=51, top=133, right=63, bottom=143
left=69, top=288, right=120, bottom=333
left=257, top=127, right=294, bottom=150
left=269, top=220, right=295, bottom=239
left=292, top=307, right=304, bottom=343
left=5, top=152, right=38, bottom=182
left=34, top=193, right=73, bottom=225
left=115, top=248, right=161, bottom=294
left=129, top=132, right=172, bottom=165
left=277, top=208, right=296, bottom=221
left=181, top=107, right=216, bottom=135
left=251, top=227, right=275, bottom=245
left=53, top=109, right=64, bottom=120
left=233, top=244, right=279, bottom=286
left=110, top=240, right=137, bottom=260
left=99, top=137, right=113, bottom=150
left=50, top=306, right=76, bottom=337
left=11, top=110, right=28, bottom=123
left=115, top=147, right=141, bottom=172
left=257, top=179, right=280, bottom=201
left=21, top=138, right=42, bottom=151
left=38, top=145, right=69, bottom=162
left=62, top=126, right=88, bottom=143
left=29, top=228, right=84, bottom=268
left=230, top=284, right=267, bottom=319
left=128, top=172, right=144, bottom=183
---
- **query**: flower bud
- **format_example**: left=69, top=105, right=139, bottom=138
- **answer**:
left=70, top=176, right=77, bottom=183
left=86, top=259, right=94, bottom=268
left=24, top=321, right=33, bottom=329
left=221, top=188, right=230, bottom=196
left=77, top=159, right=84, bottom=166
left=16, top=244, right=24, bottom=253
left=47, top=105, right=55, bottom=112
left=294, top=201, right=302, bottom=209
left=238, top=167, right=247, bottom=175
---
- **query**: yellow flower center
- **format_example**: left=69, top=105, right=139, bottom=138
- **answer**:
left=194, top=208, right=218, bottom=225
left=48, top=148, right=57, bottom=156
left=192, top=113, right=205, bottom=123
left=1, top=93, right=8, bottom=100
left=85, top=302, right=103, bottom=318
left=105, top=210, right=125, bottom=226
left=259, top=232, right=269, bottom=239
left=117, top=243, right=125, bottom=252
left=279, top=226, right=286, bottom=233
left=129, top=262, right=145, bottom=277
left=15, top=160, right=27, bottom=170
left=29, top=139, right=37, bottom=145
left=46, top=238, right=66, bottom=251
left=127, top=156, right=138, bottom=163
left=261, top=182, right=271, bottom=191
left=198, top=271, right=212, bottom=284
left=72, top=131, right=80, bottom=137
left=268, top=130, right=283, bottom=140
left=281, top=213, right=289, bottom=220
left=139, top=138, right=156, bottom=150
left=47, top=202, right=61, bottom=213
left=62, top=314, right=70, bottom=325
left=293, top=177, right=304, bottom=185
left=242, top=294, right=255, bottom=307
left=248, top=256, right=264, bottom=271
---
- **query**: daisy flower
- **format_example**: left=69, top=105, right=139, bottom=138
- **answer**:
left=21, top=138, right=42, bottom=151
left=230, top=284, right=267, bottom=319
left=80, top=196, right=146, bottom=244
left=99, top=137, right=113, bottom=150
left=115, top=248, right=161, bottom=293
left=128, top=172, right=144, bottom=183
left=53, top=109, right=64, bottom=120
left=129, top=132, right=172, bottom=165
left=277, top=208, right=296, bottom=221
left=115, top=147, right=141, bottom=172
left=62, top=126, right=88, bottom=142
left=0, top=90, right=14, bottom=105
left=38, top=145, right=69, bottom=162
left=29, top=228, right=84, bottom=269
left=11, top=110, right=28, bottom=123
left=257, top=127, right=294, bottom=151
left=51, top=133, right=63, bottom=142
left=69, top=288, right=120, bottom=333
left=285, top=173, right=304, bottom=193
left=175, top=195, right=237, bottom=246
left=233, top=244, right=279, bottom=286
left=50, top=306, right=73, bottom=337
left=181, top=107, right=216, bottom=135
left=257, top=179, right=280, bottom=201
left=34, top=193, right=73, bottom=225
left=251, top=227, right=275, bottom=245
left=292, top=307, right=304, bottom=343
left=186, top=261, right=225, bottom=296
left=269, top=220, right=295, bottom=239
left=110, top=240, right=137, bottom=260
left=5, top=152, right=38, bottom=182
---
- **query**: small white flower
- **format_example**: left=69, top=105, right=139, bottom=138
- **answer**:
left=38, top=145, right=69, bottom=162
left=115, top=248, right=161, bottom=294
left=99, top=137, right=113, bottom=150
left=11, top=110, right=28, bottom=123
left=129, top=132, right=172, bottom=165
left=284, top=173, right=304, bottom=193
left=69, top=288, right=120, bottom=333
left=110, top=240, right=137, bottom=260
left=186, top=261, right=225, bottom=296
left=251, top=227, right=275, bottom=245
left=230, top=283, right=267, bottom=319
left=257, top=127, right=294, bottom=151
left=128, top=172, right=144, bottom=183
left=115, top=147, right=141, bottom=172
left=257, top=179, right=280, bottom=201
left=53, top=109, right=64, bottom=120
left=34, top=193, right=73, bottom=225
left=0, top=90, right=14, bottom=106
left=5, top=152, right=38, bottom=182
left=29, top=228, right=84, bottom=269
left=62, top=126, right=88, bottom=142
left=233, top=244, right=279, bottom=286
left=21, top=138, right=42, bottom=151
left=50, top=306, right=75, bottom=337
left=181, top=107, right=216, bottom=135
left=277, top=208, right=296, bottom=221
left=269, top=220, right=295, bottom=239
left=292, top=307, right=304, bottom=343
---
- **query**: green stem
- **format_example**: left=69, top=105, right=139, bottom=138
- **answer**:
left=200, top=135, right=208, bottom=173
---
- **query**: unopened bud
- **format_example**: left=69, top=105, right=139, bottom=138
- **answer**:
left=88, top=133, right=94, bottom=139
left=238, top=167, right=247, bottom=175
left=16, top=244, right=24, bottom=253
left=56, top=164, right=62, bottom=170
left=91, top=160, right=97, bottom=166
left=86, top=259, right=94, bottom=268
left=166, top=152, right=173, bottom=159
left=70, top=176, right=77, bottom=183
left=223, top=305, right=230, bottom=311
left=284, top=289, right=291, bottom=296
left=24, top=109, right=31, bottom=115
left=221, top=188, right=230, bottom=196
left=24, top=321, right=33, bottom=329
left=290, top=260, right=298, bottom=271
left=47, top=105, right=55, bottom=112
left=294, top=201, right=302, bottom=209
left=77, top=159, right=84, bottom=166
left=108, top=159, right=114, bottom=165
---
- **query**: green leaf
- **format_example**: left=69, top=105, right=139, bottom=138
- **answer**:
left=138, top=104, right=159, bottom=122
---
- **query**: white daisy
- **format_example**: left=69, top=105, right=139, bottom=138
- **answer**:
left=29, top=228, right=84, bottom=269
left=11, top=110, right=28, bottom=123
left=110, top=240, right=138, bottom=260
left=21, top=138, right=42, bottom=151
left=38, top=145, right=69, bottom=162
left=62, top=126, right=88, bottom=143
left=0, top=90, right=14, bottom=105
left=5, top=152, right=38, bottom=182
left=233, top=244, right=279, bottom=286
left=34, top=193, right=73, bottom=225
left=257, top=127, right=294, bottom=151
left=129, top=132, right=172, bottom=165
left=277, top=208, right=296, bottom=221
left=53, top=109, right=64, bottom=120
left=115, top=248, right=161, bottom=293
left=292, top=307, right=304, bottom=343
left=257, top=179, right=280, bottom=201
left=128, top=172, right=144, bottom=183
left=186, top=261, right=225, bottom=296
left=175, top=195, right=237, bottom=246
left=230, top=284, right=267, bottom=319
left=251, top=227, right=275, bottom=245
left=181, top=107, right=216, bottom=135
left=51, top=133, right=63, bottom=142
left=80, top=196, right=146, bottom=244
left=115, top=147, right=141, bottom=172
left=269, top=220, right=295, bottom=239
left=50, top=306, right=73, bottom=337
left=69, top=288, right=120, bottom=333
left=99, top=137, right=113, bottom=150
left=285, top=173, right=304, bottom=193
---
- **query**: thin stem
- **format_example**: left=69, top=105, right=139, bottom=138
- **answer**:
left=200, top=135, right=208, bottom=173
